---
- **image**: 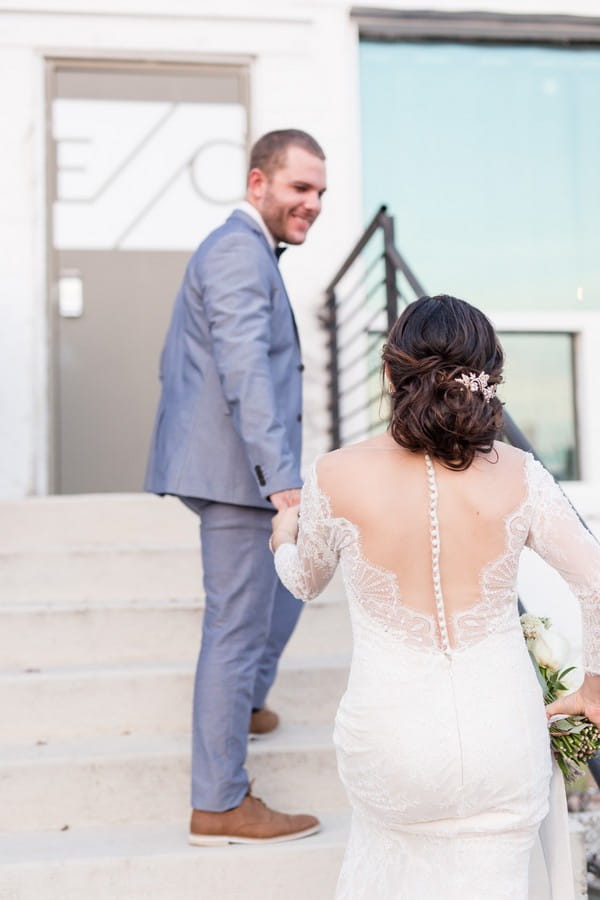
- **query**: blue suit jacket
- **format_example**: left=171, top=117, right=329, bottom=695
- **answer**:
left=144, top=210, right=303, bottom=509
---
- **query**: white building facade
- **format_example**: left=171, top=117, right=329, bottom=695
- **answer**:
left=1, top=0, right=599, bottom=506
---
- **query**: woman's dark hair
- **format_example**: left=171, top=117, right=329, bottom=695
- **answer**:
left=381, top=294, right=504, bottom=470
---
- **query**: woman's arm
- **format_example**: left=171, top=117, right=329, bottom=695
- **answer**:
left=271, top=463, right=340, bottom=602
left=525, top=458, right=600, bottom=722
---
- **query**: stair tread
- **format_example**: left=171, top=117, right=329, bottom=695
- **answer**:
left=0, top=584, right=346, bottom=610
left=0, top=494, right=197, bottom=553
left=1, top=809, right=582, bottom=865
left=0, top=724, right=336, bottom=765
left=0, top=653, right=350, bottom=680
left=0, top=810, right=350, bottom=865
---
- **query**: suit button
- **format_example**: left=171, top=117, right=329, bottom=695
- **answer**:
left=297, top=414, right=302, bottom=423
left=298, top=364, right=305, bottom=372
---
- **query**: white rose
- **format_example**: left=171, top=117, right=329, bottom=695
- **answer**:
left=531, top=628, right=569, bottom=671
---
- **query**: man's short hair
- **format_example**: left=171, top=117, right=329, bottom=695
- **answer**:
left=248, top=129, right=325, bottom=178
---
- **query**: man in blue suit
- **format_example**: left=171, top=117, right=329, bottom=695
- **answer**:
left=145, top=130, right=326, bottom=844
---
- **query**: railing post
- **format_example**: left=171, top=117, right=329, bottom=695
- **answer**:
left=325, top=288, right=341, bottom=450
left=502, top=411, right=537, bottom=456
left=379, top=210, right=399, bottom=332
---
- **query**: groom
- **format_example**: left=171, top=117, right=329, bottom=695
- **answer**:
left=145, top=129, right=327, bottom=843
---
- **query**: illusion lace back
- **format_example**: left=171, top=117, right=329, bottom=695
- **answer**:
left=275, top=447, right=600, bottom=899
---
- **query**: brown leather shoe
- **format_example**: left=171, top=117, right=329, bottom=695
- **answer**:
left=189, top=791, right=320, bottom=846
left=249, top=707, right=279, bottom=735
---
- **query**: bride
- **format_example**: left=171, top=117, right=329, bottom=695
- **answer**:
left=270, top=295, right=600, bottom=899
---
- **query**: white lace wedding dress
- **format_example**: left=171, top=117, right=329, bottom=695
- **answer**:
left=275, top=448, right=600, bottom=900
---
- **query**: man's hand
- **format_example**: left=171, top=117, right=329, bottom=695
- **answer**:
left=270, top=489, right=301, bottom=511
left=271, top=505, right=300, bottom=552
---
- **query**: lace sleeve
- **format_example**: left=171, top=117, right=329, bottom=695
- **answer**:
left=525, top=455, right=600, bottom=674
left=274, top=462, right=340, bottom=602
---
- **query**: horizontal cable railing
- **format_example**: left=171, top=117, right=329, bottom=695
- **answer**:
left=321, top=206, right=421, bottom=448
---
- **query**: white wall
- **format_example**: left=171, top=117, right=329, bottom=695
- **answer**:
left=0, top=44, right=44, bottom=497
left=0, top=0, right=598, bottom=496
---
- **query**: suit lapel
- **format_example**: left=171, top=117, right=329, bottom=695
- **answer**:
left=285, top=295, right=302, bottom=352
left=230, top=211, right=302, bottom=352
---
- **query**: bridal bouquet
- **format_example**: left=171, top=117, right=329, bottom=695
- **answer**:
left=520, top=613, right=600, bottom=782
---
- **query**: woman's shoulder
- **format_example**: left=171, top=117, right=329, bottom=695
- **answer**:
left=485, top=440, right=536, bottom=469
left=473, top=442, right=547, bottom=515
left=311, top=446, right=356, bottom=492
left=471, top=441, right=534, bottom=490
left=310, top=438, right=416, bottom=511
left=314, top=437, right=410, bottom=474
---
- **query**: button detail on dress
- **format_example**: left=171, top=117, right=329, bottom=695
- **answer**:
left=425, top=453, right=451, bottom=654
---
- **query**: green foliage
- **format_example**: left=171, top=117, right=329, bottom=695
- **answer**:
left=531, top=652, right=600, bottom=782
left=539, top=664, right=576, bottom=704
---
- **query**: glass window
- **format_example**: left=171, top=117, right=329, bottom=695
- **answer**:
left=499, top=332, right=579, bottom=479
left=360, top=41, right=600, bottom=312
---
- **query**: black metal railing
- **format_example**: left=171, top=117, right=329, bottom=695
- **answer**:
left=322, top=205, right=537, bottom=456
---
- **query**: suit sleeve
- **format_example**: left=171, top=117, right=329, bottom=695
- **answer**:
left=196, top=231, right=301, bottom=499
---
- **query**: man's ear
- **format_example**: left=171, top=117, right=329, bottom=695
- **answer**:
left=247, top=167, right=267, bottom=204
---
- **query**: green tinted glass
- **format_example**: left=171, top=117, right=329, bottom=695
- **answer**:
left=499, top=332, right=578, bottom=479
left=360, top=41, right=600, bottom=311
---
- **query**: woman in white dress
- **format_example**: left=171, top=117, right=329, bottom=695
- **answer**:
left=271, top=295, right=600, bottom=899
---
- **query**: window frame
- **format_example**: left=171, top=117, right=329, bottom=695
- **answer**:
left=490, top=310, right=600, bottom=491
left=351, top=9, right=600, bottom=46
left=497, top=327, right=580, bottom=482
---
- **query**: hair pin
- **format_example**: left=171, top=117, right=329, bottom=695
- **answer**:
left=454, top=371, right=497, bottom=402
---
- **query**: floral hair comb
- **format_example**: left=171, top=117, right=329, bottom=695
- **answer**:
left=454, top=371, right=497, bottom=402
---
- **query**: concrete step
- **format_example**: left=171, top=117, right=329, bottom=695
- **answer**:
left=0, top=656, right=349, bottom=743
left=0, top=726, right=347, bottom=832
left=0, top=546, right=202, bottom=605
left=0, top=589, right=350, bottom=668
left=0, top=493, right=197, bottom=551
left=0, top=813, right=348, bottom=900
left=0, top=818, right=588, bottom=900
left=0, top=599, right=203, bottom=667
left=0, top=493, right=202, bottom=604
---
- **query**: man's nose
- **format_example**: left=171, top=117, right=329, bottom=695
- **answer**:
left=304, top=192, right=321, bottom=216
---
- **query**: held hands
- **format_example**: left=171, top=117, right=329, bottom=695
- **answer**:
left=270, top=489, right=301, bottom=511
left=546, top=676, right=600, bottom=729
left=271, top=505, right=300, bottom=552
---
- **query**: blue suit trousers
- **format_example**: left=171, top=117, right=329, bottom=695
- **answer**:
left=181, top=498, right=304, bottom=811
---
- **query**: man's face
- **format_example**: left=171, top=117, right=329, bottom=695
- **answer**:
left=249, top=145, right=327, bottom=245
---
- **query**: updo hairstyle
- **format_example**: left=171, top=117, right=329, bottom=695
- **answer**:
left=381, top=295, right=504, bottom=470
